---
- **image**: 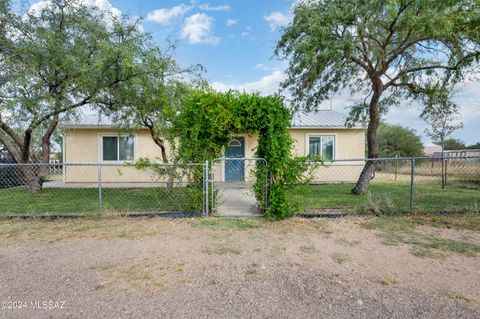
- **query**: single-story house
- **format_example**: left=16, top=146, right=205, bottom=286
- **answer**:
left=60, top=110, right=366, bottom=183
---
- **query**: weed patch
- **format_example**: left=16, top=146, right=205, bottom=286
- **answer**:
left=380, top=277, right=400, bottom=286
left=334, top=237, right=361, bottom=247
left=190, top=218, right=261, bottom=231
left=330, top=252, right=351, bottom=264
left=364, top=216, right=480, bottom=258
left=117, top=227, right=156, bottom=239
left=202, top=245, right=242, bottom=255
left=299, top=244, right=317, bottom=254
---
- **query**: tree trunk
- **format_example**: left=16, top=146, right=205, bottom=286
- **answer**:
left=22, top=165, right=44, bottom=194
left=148, top=129, right=174, bottom=196
left=20, top=119, right=59, bottom=195
left=38, top=117, right=59, bottom=186
left=352, top=79, right=383, bottom=195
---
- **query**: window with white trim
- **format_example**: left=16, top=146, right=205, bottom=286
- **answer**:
left=101, top=135, right=134, bottom=161
left=308, top=135, right=335, bottom=160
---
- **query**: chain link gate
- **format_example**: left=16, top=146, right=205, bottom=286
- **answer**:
left=204, top=158, right=268, bottom=217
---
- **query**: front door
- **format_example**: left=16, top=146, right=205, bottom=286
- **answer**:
left=225, top=137, right=245, bottom=181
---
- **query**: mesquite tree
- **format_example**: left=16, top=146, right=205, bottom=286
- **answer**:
left=0, top=0, right=144, bottom=193
left=275, top=0, right=480, bottom=194
left=103, top=44, right=203, bottom=165
left=421, top=84, right=463, bottom=188
left=102, top=45, right=203, bottom=195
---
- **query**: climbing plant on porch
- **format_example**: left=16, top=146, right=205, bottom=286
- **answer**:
left=174, top=89, right=310, bottom=220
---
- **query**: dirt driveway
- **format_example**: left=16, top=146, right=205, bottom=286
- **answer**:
left=0, top=215, right=479, bottom=318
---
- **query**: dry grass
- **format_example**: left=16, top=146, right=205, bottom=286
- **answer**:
left=299, top=244, right=317, bottom=254
left=0, top=218, right=167, bottom=242
left=94, top=258, right=189, bottom=294
left=447, top=291, right=479, bottom=304
left=270, top=245, right=286, bottom=258
left=202, top=245, right=242, bottom=255
left=334, top=237, right=362, bottom=247
left=245, top=263, right=260, bottom=275
left=190, top=218, right=261, bottom=231
left=380, top=277, right=400, bottom=286
left=413, top=213, right=480, bottom=231
left=330, top=252, right=351, bottom=264
left=363, top=216, right=480, bottom=258
left=117, top=226, right=156, bottom=239
left=311, top=219, right=334, bottom=234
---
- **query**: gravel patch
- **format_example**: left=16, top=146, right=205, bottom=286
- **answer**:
left=0, top=217, right=479, bottom=318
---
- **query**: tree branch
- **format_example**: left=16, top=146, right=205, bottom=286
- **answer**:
left=0, top=129, right=21, bottom=162
left=0, top=116, right=23, bottom=148
left=385, top=51, right=480, bottom=88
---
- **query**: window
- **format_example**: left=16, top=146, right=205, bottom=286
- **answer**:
left=101, top=135, right=134, bottom=161
left=228, top=138, right=242, bottom=147
left=308, top=135, right=335, bottom=160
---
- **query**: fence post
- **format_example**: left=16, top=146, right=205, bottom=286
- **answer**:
left=410, top=158, right=415, bottom=210
left=98, top=164, right=103, bottom=216
left=394, top=155, right=398, bottom=181
left=441, top=151, right=445, bottom=189
left=204, top=160, right=209, bottom=217
left=444, top=157, right=448, bottom=186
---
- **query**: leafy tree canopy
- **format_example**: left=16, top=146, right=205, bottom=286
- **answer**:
left=467, top=142, right=480, bottom=149
left=275, top=0, right=480, bottom=194
left=378, top=123, right=424, bottom=157
left=435, top=138, right=466, bottom=150
left=0, top=0, right=149, bottom=192
left=421, top=83, right=463, bottom=150
left=101, top=43, right=204, bottom=163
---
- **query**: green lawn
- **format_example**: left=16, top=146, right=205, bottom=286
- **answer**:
left=0, top=186, right=201, bottom=217
left=1, top=182, right=478, bottom=218
left=289, top=182, right=480, bottom=214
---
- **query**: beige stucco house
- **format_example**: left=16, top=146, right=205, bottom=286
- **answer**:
left=60, top=111, right=366, bottom=183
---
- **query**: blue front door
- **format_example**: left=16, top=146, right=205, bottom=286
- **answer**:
left=225, top=137, right=245, bottom=181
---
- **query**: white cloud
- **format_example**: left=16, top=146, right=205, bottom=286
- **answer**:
left=199, top=4, right=231, bottom=11
left=181, top=13, right=220, bottom=45
left=255, top=64, right=276, bottom=71
left=240, top=26, right=253, bottom=38
left=323, top=80, right=480, bottom=144
left=264, top=12, right=290, bottom=31
left=212, top=71, right=286, bottom=95
left=29, top=0, right=122, bottom=18
left=146, top=4, right=192, bottom=25
left=27, top=0, right=145, bottom=32
left=226, top=19, right=237, bottom=27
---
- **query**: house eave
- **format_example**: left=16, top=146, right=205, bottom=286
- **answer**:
left=59, top=124, right=148, bottom=130
left=60, top=124, right=365, bottom=130
left=289, top=126, right=365, bottom=130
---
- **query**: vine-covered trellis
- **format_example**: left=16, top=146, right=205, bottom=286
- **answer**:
left=174, top=89, right=310, bottom=220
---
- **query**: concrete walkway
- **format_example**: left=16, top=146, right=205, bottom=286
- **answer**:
left=214, top=182, right=264, bottom=217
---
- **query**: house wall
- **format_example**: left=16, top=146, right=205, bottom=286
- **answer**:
left=62, top=128, right=365, bottom=183
left=63, top=128, right=172, bottom=183
left=289, top=128, right=366, bottom=183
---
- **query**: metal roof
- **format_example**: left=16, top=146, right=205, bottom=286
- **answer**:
left=291, top=110, right=354, bottom=128
left=61, top=110, right=363, bottom=129
left=59, top=113, right=117, bottom=129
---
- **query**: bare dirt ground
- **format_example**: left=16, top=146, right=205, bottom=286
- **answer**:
left=0, top=216, right=479, bottom=319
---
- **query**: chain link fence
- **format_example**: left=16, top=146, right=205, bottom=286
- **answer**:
left=290, top=156, right=480, bottom=215
left=1, top=156, right=479, bottom=218
left=0, top=162, right=204, bottom=218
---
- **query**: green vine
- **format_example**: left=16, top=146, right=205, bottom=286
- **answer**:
left=174, top=89, right=313, bottom=220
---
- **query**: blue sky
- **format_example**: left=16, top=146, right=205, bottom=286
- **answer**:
left=28, top=0, right=480, bottom=145
left=109, top=0, right=290, bottom=87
